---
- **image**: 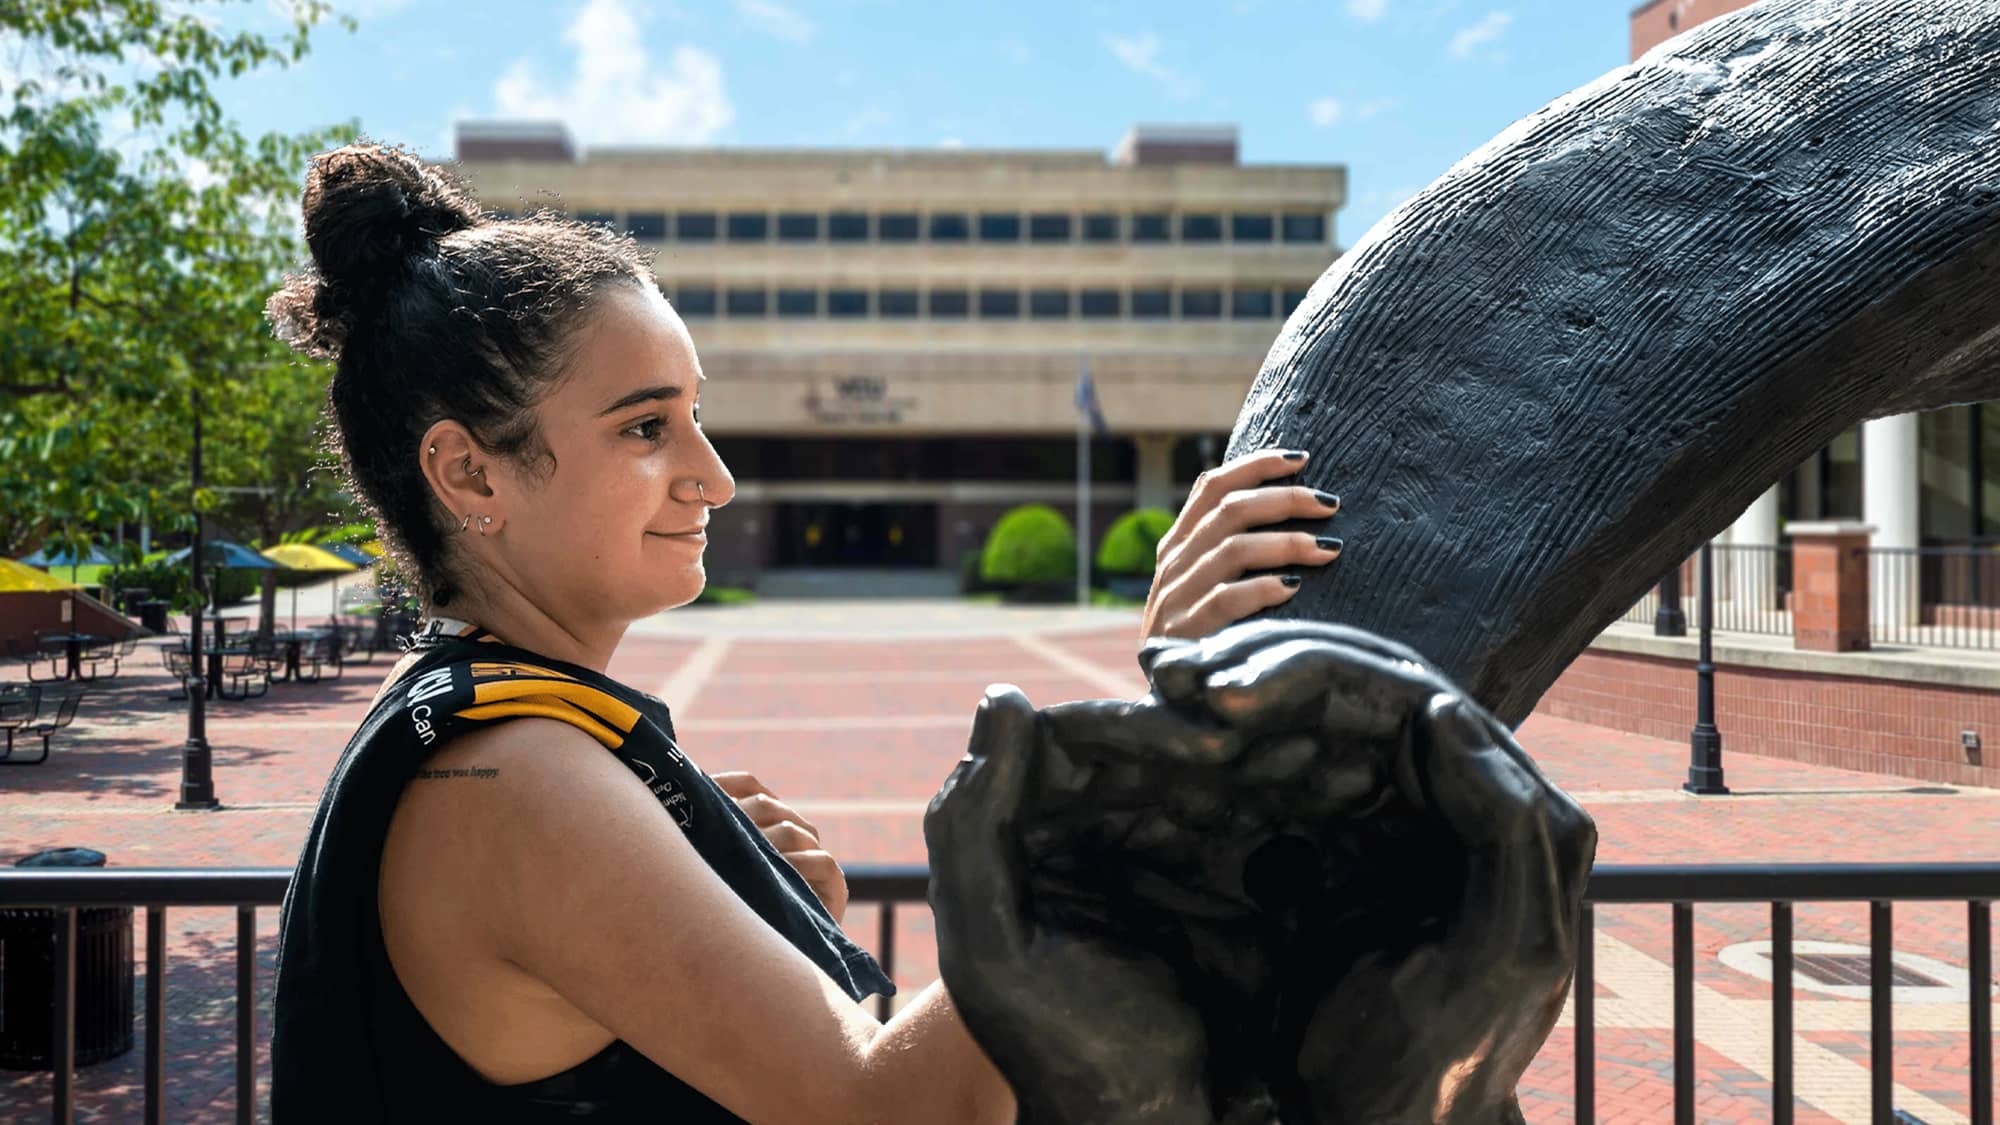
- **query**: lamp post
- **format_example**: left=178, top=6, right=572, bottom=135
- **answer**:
left=1654, top=563, right=1687, bottom=636
left=177, top=385, right=218, bottom=811
left=1684, top=540, right=1729, bottom=795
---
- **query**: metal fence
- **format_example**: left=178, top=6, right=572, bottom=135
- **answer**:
left=1872, top=545, right=2000, bottom=651
left=1709, top=542, right=1793, bottom=637
left=4, top=862, right=1998, bottom=1125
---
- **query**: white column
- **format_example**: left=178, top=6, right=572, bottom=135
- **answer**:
left=1724, top=484, right=1781, bottom=618
left=1863, top=412, right=1921, bottom=627
left=1134, top=433, right=1178, bottom=513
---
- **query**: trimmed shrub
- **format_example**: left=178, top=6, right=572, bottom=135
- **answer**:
left=979, top=505, right=1077, bottom=586
left=1096, top=507, right=1176, bottom=577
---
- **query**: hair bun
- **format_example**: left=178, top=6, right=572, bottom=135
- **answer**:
left=268, top=142, right=485, bottom=358
left=302, top=142, right=481, bottom=292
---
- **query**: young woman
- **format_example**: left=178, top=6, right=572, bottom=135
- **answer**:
left=265, top=142, right=1345, bottom=1124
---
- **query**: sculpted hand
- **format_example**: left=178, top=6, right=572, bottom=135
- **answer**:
left=926, top=686, right=1220, bottom=1125
left=714, top=771, right=848, bottom=926
left=1138, top=448, right=1342, bottom=647
left=1152, top=623, right=1597, bottom=1125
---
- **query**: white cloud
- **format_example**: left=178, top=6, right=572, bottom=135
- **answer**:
left=1104, top=31, right=1199, bottom=100
left=734, top=0, right=814, bottom=45
left=1308, top=97, right=1343, bottom=127
left=492, top=0, right=733, bottom=146
left=937, top=137, right=965, bottom=149
left=1448, top=10, right=1512, bottom=60
left=1308, top=94, right=1393, bottom=128
left=1347, top=0, right=1388, bottom=20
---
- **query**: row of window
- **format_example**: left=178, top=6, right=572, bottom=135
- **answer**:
left=661, top=284, right=1313, bottom=321
left=497, top=208, right=1331, bottom=246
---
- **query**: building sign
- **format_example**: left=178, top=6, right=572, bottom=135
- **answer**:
left=803, top=375, right=919, bottom=425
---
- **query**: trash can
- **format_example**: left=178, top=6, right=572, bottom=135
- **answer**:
left=136, top=600, right=169, bottom=634
left=0, top=848, right=135, bottom=1070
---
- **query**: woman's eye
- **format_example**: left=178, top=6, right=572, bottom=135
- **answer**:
left=625, top=416, right=665, bottom=442
left=692, top=404, right=701, bottom=427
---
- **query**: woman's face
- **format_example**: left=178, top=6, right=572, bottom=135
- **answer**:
left=495, top=283, right=733, bottom=628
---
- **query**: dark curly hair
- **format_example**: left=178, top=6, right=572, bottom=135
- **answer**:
left=266, top=141, right=655, bottom=608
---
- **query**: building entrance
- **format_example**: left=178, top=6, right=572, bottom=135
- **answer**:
left=774, top=501, right=937, bottom=568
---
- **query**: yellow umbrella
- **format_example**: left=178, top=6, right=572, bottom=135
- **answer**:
left=261, top=544, right=360, bottom=631
left=360, top=539, right=386, bottom=558
left=0, top=557, right=79, bottom=593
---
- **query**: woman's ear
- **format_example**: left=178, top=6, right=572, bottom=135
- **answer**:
left=416, top=421, right=496, bottom=535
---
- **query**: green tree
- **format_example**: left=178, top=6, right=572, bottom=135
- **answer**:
left=0, top=0, right=360, bottom=577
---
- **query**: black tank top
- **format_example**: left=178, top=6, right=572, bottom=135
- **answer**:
left=270, top=628, right=894, bottom=1122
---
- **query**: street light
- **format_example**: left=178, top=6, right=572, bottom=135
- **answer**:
left=177, top=384, right=218, bottom=811
left=1684, top=540, right=1728, bottom=795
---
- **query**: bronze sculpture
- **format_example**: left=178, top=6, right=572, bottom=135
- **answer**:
left=927, top=0, right=2000, bottom=1120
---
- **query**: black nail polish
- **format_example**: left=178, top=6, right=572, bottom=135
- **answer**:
left=1281, top=450, right=1307, bottom=461
left=1280, top=573, right=1302, bottom=587
left=1316, top=536, right=1343, bottom=552
left=1313, top=489, right=1340, bottom=509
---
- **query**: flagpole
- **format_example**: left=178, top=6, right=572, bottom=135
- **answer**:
left=1078, top=399, right=1090, bottom=607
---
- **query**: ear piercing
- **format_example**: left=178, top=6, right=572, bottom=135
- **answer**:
left=458, top=512, right=471, bottom=532
left=428, top=445, right=437, bottom=455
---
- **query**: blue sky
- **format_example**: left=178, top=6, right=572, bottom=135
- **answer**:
left=211, top=0, right=1637, bottom=246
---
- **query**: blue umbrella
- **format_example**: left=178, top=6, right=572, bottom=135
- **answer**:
left=163, top=540, right=281, bottom=570
left=320, top=542, right=375, bottom=567
left=19, top=544, right=115, bottom=568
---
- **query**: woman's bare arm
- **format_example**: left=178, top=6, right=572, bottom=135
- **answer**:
left=416, top=717, right=1015, bottom=1125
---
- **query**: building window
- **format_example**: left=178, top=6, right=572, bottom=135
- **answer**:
left=1079, top=288, right=1121, bottom=319
left=827, top=288, right=869, bottom=318
left=829, top=211, right=870, bottom=242
left=1029, top=213, right=1072, bottom=243
left=777, top=288, right=819, bottom=317
left=1232, top=213, right=1275, bottom=242
left=1180, top=213, right=1223, bottom=243
left=1131, top=212, right=1171, bottom=243
left=1029, top=289, right=1071, bottom=319
left=979, top=213, right=1022, bottom=242
left=576, top=210, right=617, bottom=230
left=1231, top=288, right=1276, bottom=319
left=727, top=212, right=769, bottom=242
left=674, top=212, right=717, bottom=242
left=928, top=288, right=970, bottom=318
left=673, top=285, right=718, bottom=318
left=1180, top=288, right=1223, bottom=319
left=879, top=213, right=920, bottom=242
left=1282, top=287, right=1312, bottom=316
left=626, top=211, right=667, bottom=241
left=978, top=288, right=1021, bottom=318
left=777, top=212, right=820, bottom=242
left=1282, top=213, right=1328, bottom=243
left=726, top=288, right=768, bottom=317
left=1082, top=213, right=1120, bottom=243
left=929, top=212, right=970, bottom=242
left=879, top=289, right=920, bottom=318
left=1132, top=287, right=1172, bottom=319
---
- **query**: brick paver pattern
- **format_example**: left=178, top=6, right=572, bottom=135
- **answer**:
left=3, top=602, right=1996, bottom=1123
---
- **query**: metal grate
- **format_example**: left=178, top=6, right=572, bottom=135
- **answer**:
left=1790, top=953, right=1945, bottom=988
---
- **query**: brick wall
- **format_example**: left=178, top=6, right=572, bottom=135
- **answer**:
left=1537, top=649, right=2000, bottom=787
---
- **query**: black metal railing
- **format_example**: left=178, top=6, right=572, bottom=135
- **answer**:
left=1872, top=544, right=2000, bottom=651
left=1708, top=543, right=1793, bottom=637
left=4, top=863, right=1998, bottom=1124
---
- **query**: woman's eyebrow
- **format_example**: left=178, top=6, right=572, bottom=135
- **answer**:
left=598, top=378, right=700, bottom=416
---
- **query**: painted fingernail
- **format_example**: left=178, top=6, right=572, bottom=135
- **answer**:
left=1281, top=450, right=1308, bottom=461
left=1280, top=573, right=1302, bottom=588
left=1313, top=489, right=1340, bottom=509
left=1316, top=536, right=1343, bottom=552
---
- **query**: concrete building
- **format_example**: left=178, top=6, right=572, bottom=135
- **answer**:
left=1633, top=0, right=1997, bottom=624
left=448, top=122, right=1344, bottom=594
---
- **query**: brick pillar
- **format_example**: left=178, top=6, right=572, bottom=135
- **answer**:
left=1787, top=520, right=1875, bottom=652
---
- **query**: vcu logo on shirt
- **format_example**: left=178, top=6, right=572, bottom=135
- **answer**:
left=624, top=757, right=693, bottom=829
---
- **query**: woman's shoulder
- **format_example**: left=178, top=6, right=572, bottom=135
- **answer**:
left=361, top=636, right=655, bottom=756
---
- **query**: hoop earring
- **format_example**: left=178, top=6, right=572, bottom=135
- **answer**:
left=458, top=512, right=471, bottom=532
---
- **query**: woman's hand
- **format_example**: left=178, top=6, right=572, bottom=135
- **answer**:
left=712, top=771, right=849, bottom=926
left=1139, top=447, right=1343, bottom=646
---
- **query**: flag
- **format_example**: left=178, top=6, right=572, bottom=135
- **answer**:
left=1074, top=360, right=1109, bottom=438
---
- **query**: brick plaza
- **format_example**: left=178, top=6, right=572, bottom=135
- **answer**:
left=3, top=598, right=1996, bottom=1123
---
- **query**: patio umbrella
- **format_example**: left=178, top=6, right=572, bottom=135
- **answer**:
left=320, top=542, right=375, bottom=567
left=260, top=544, right=359, bottom=631
left=0, top=558, right=79, bottom=593
left=19, top=544, right=115, bottom=569
left=163, top=540, right=281, bottom=635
